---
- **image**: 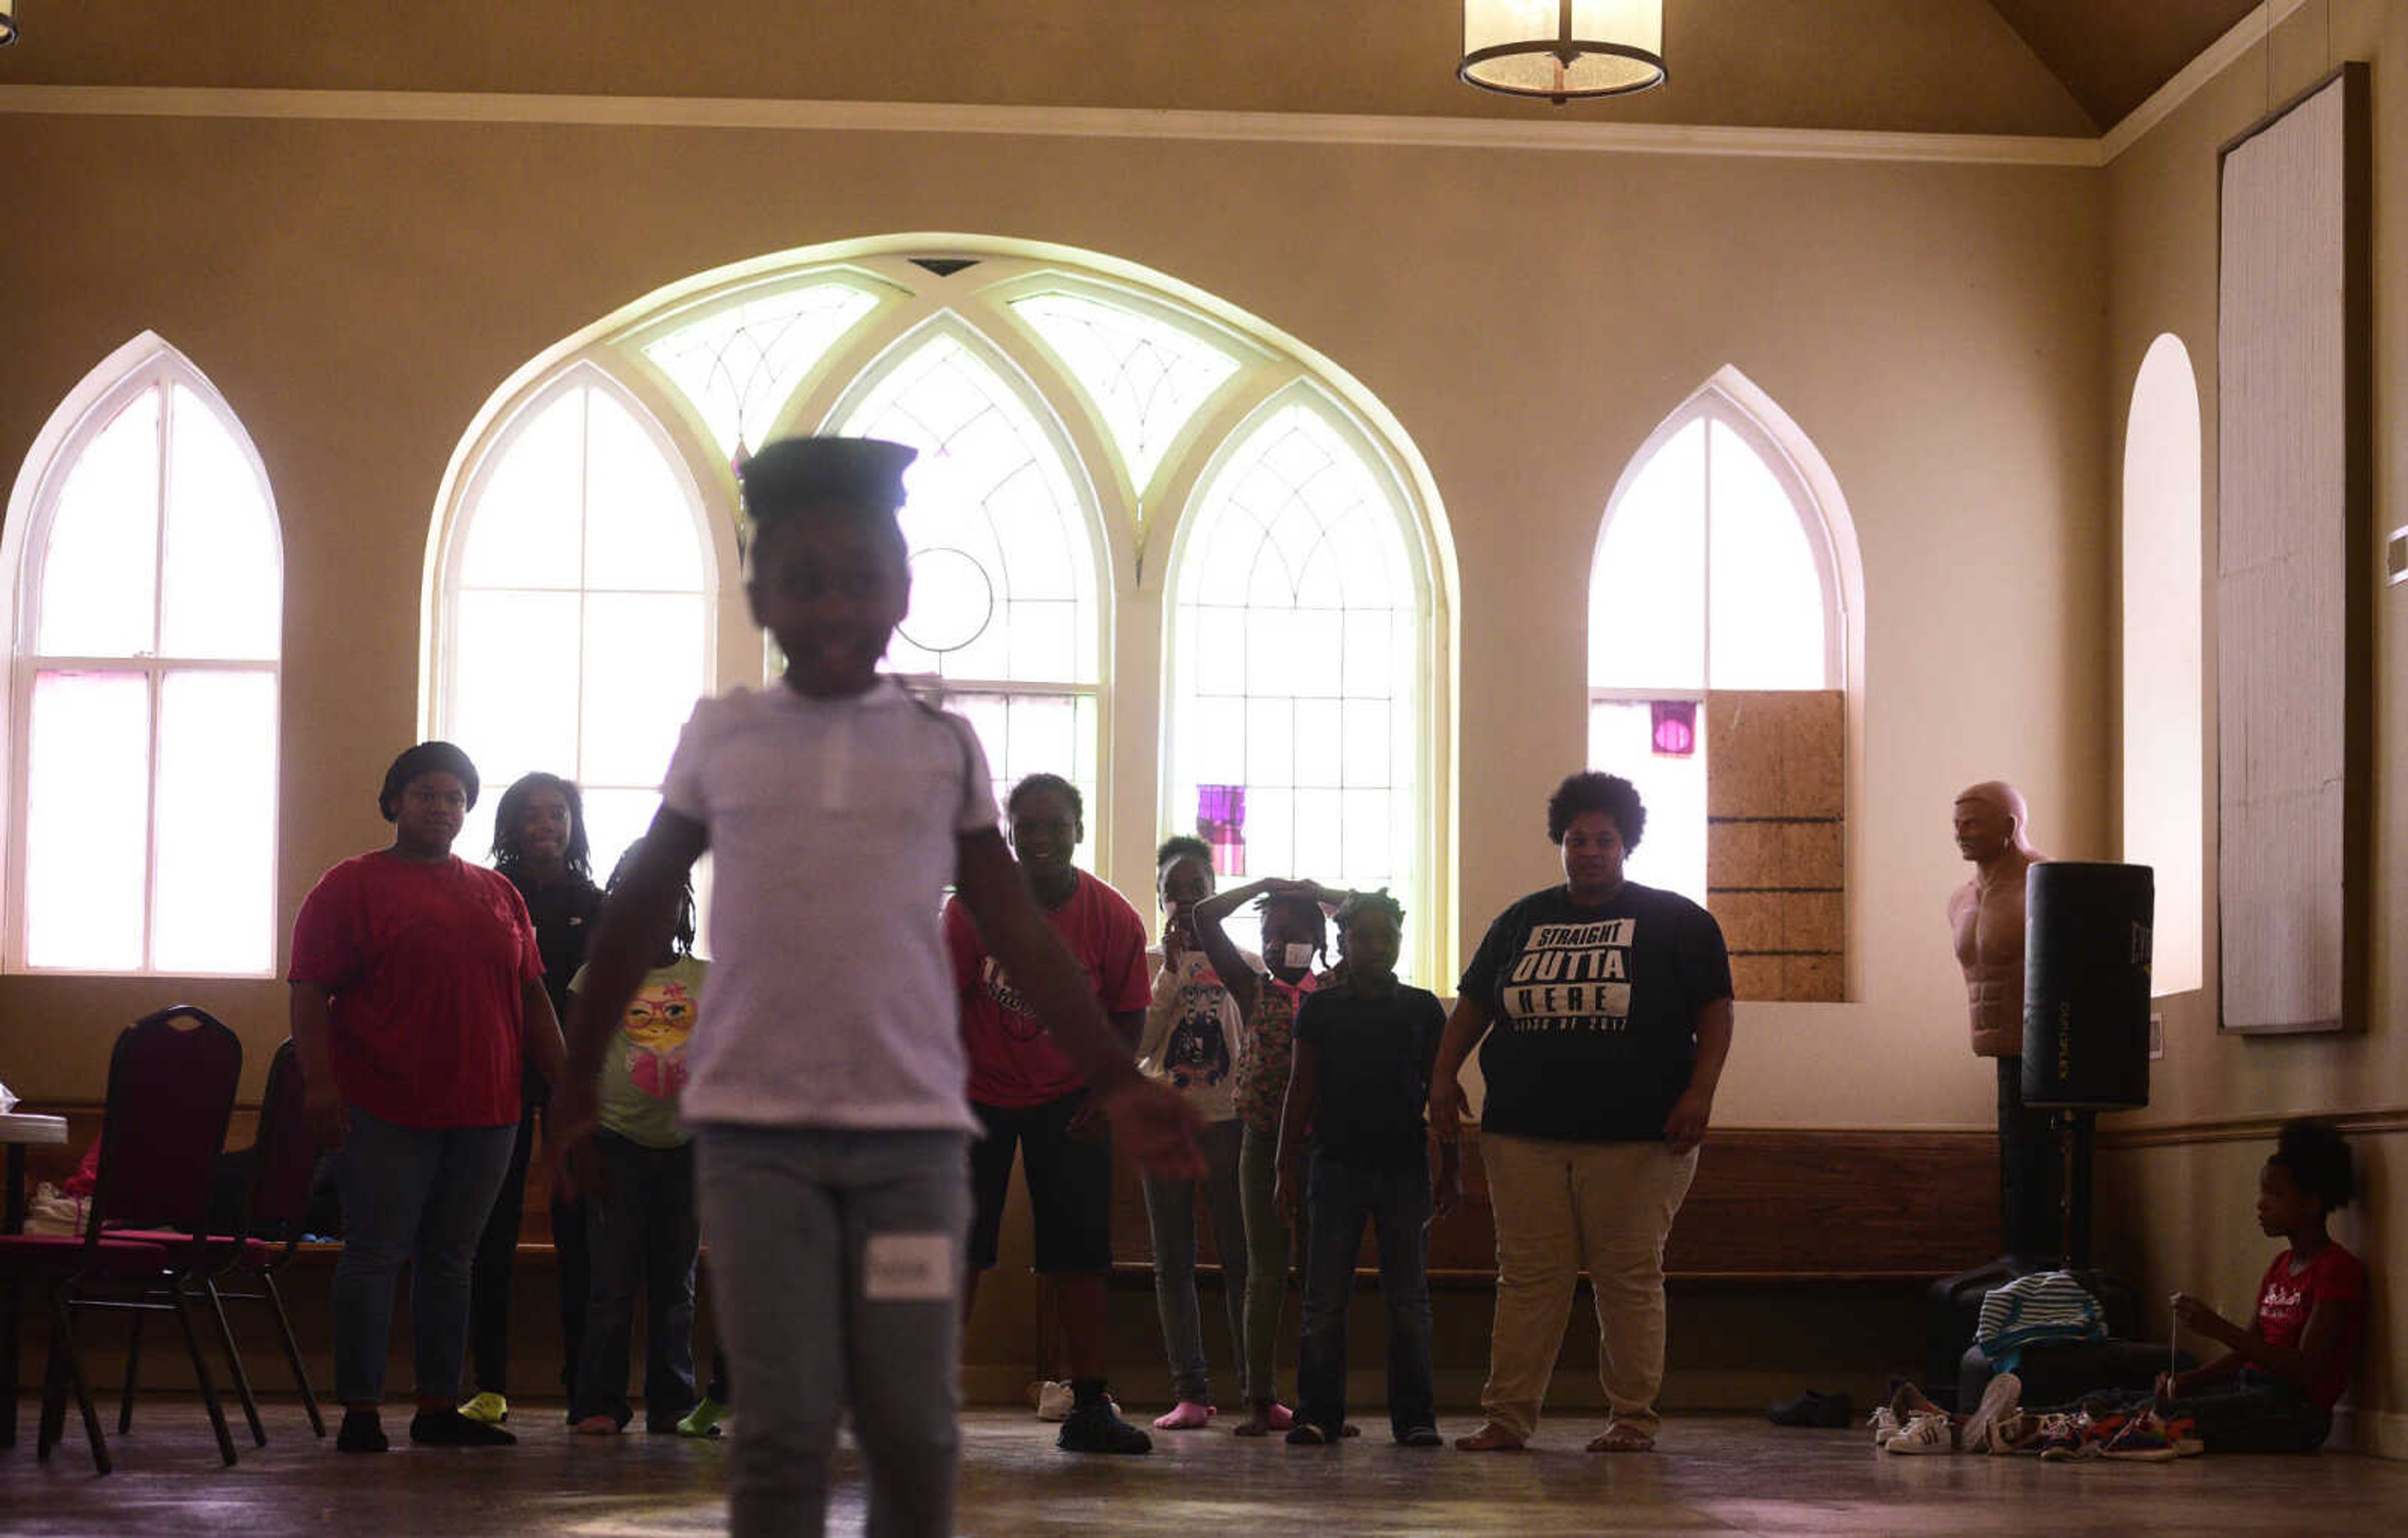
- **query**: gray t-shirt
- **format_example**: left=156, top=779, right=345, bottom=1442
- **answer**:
left=662, top=678, right=997, bottom=1133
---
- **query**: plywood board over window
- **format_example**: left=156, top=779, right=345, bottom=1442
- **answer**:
left=1705, top=690, right=1844, bottom=1003
left=2213, top=63, right=2372, bottom=1035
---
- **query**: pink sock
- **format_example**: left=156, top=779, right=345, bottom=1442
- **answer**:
left=1153, top=1400, right=1214, bottom=1430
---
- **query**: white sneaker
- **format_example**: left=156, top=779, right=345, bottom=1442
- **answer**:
left=1036, top=1381, right=1073, bottom=1422
left=1960, top=1372, right=2021, bottom=1454
left=1883, top=1411, right=1955, bottom=1455
left=1867, top=1406, right=1903, bottom=1446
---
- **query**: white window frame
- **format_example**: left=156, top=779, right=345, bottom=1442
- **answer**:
left=1, top=334, right=285, bottom=977
left=428, top=361, right=725, bottom=876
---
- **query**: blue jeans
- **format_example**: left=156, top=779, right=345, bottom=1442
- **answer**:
left=695, top=1124, right=969, bottom=1538
left=332, top=1107, right=518, bottom=1406
left=572, top=1132, right=700, bottom=1430
left=1296, top=1150, right=1435, bottom=1438
left=1141, top=1116, right=1249, bottom=1403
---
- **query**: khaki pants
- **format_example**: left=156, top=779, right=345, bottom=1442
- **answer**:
left=1476, top=1133, right=1698, bottom=1440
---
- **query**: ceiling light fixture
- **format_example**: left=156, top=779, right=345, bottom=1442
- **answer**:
left=1459, top=1, right=1666, bottom=105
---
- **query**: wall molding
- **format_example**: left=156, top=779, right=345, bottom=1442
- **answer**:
left=2101, top=0, right=2316, bottom=163
left=2099, top=1105, right=2408, bottom=1151
left=0, top=83, right=2100, bottom=167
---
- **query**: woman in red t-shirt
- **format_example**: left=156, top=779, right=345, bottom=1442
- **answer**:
left=2155, top=1119, right=2367, bottom=1452
left=287, top=742, right=564, bottom=1455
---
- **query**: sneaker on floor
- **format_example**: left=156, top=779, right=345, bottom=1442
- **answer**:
left=1035, top=1381, right=1074, bottom=1422
left=457, top=1392, right=510, bottom=1426
left=1397, top=1425, right=1445, bottom=1447
left=1767, top=1389, right=1854, bottom=1428
left=1058, top=1403, right=1152, bottom=1455
left=1867, top=1405, right=1904, bottom=1446
left=677, top=1398, right=731, bottom=1438
left=1883, top=1411, right=1955, bottom=1455
left=2034, top=1413, right=2085, bottom=1462
left=1986, top=1408, right=2044, bottom=1455
left=1960, top=1372, right=2021, bottom=1454
left=335, top=1409, right=389, bottom=1454
left=2101, top=1411, right=2180, bottom=1462
left=1153, top=1399, right=1215, bottom=1430
left=2161, top=1415, right=2204, bottom=1457
left=409, top=1409, right=518, bottom=1447
left=573, top=1414, right=621, bottom=1436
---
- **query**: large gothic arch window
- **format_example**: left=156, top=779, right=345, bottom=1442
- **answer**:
left=1589, top=372, right=1854, bottom=1001
left=3, top=337, right=283, bottom=974
left=428, top=243, right=1456, bottom=979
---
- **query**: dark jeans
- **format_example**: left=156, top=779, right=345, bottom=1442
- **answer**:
left=467, top=1103, right=537, bottom=1396
left=573, top=1132, right=702, bottom=1430
left=2078, top=1368, right=2332, bottom=1453
left=333, top=1108, right=517, bottom=1406
left=1296, top=1151, right=1434, bottom=1438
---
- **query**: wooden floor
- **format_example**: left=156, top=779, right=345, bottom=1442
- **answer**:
left=5, top=1401, right=2405, bottom=1535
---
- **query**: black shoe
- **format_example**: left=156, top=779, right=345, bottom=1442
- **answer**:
left=1284, top=1422, right=1333, bottom=1445
left=1057, top=1403, right=1151, bottom=1455
left=409, top=1409, right=519, bottom=1446
left=1766, top=1389, right=1854, bottom=1428
left=1396, top=1424, right=1444, bottom=1447
left=336, top=1409, right=389, bottom=1453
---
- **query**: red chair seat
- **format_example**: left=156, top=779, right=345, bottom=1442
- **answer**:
left=0, top=1233, right=173, bottom=1275
left=107, top=1231, right=277, bottom=1268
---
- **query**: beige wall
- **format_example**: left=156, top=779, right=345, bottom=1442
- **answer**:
left=0, top=110, right=2109, bottom=1133
left=2102, top=0, right=2404, bottom=1458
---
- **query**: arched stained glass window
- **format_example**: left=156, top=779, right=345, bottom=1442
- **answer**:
left=440, top=368, right=714, bottom=877
left=1168, top=396, right=1422, bottom=959
left=7, top=342, right=283, bottom=974
left=1008, top=290, right=1242, bottom=498
left=640, top=282, right=883, bottom=463
left=1589, top=392, right=1842, bottom=905
left=837, top=330, right=1102, bottom=842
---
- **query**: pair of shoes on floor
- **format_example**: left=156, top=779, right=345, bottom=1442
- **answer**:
left=1057, top=1401, right=1151, bottom=1455
left=457, top=1391, right=510, bottom=1426
left=1767, top=1389, right=1854, bottom=1428
left=2099, top=1409, right=2190, bottom=1462
left=1883, top=1411, right=1956, bottom=1454
left=1960, top=1372, right=2022, bottom=1453
left=2036, top=1409, right=2122, bottom=1462
left=677, top=1398, right=731, bottom=1438
left=409, top=1409, right=518, bottom=1447
left=1153, top=1399, right=1217, bottom=1430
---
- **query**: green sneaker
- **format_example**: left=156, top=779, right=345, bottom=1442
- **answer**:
left=677, top=1398, right=731, bottom=1438
left=458, top=1392, right=510, bottom=1426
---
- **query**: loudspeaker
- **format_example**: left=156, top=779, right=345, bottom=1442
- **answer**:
left=2022, top=861, right=2154, bottom=1110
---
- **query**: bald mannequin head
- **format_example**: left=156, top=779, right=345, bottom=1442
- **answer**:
left=1953, top=781, right=2035, bottom=866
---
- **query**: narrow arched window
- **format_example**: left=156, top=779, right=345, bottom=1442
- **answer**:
left=1167, top=392, right=1428, bottom=961
left=435, top=366, right=715, bottom=874
left=2121, top=334, right=2204, bottom=996
left=6, top=341, right=283, bottom=974
left=1590, top=375, right=1850, bottom=1001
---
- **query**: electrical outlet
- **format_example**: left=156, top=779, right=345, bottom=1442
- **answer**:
left=2149, top=1011, right=2165, bottom=1060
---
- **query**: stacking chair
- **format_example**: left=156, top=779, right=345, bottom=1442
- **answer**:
left=198, top=1039, right=330, bottom=1440
left=0, top=1005, right=244, bottom=1472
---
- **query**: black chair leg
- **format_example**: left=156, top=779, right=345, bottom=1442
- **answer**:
left=203, top=1279, right=267, bottom=1447
left=50, top=1288, right=110, bottom=1475
left=118, top=1304, right=145, bottom=1433
left=169, top=1286, right=238, bottom=1467
left=36, top=1297, right=69, bottom=1459
left=262, top=1272, right=325, bottom=1436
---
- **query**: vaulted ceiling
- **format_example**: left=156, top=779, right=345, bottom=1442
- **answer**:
left=1985, top=0, right=2264, bottom=129
left=0, top=1, right=2274, bottom=139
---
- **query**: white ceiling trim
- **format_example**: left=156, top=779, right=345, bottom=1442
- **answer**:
left=2100, top=0, right=2315, bottom=163
left=0, top=84, right=2102, bottom=167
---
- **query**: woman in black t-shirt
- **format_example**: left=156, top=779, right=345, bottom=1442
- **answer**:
left=1429, top=772, right=1735, bottom=1454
